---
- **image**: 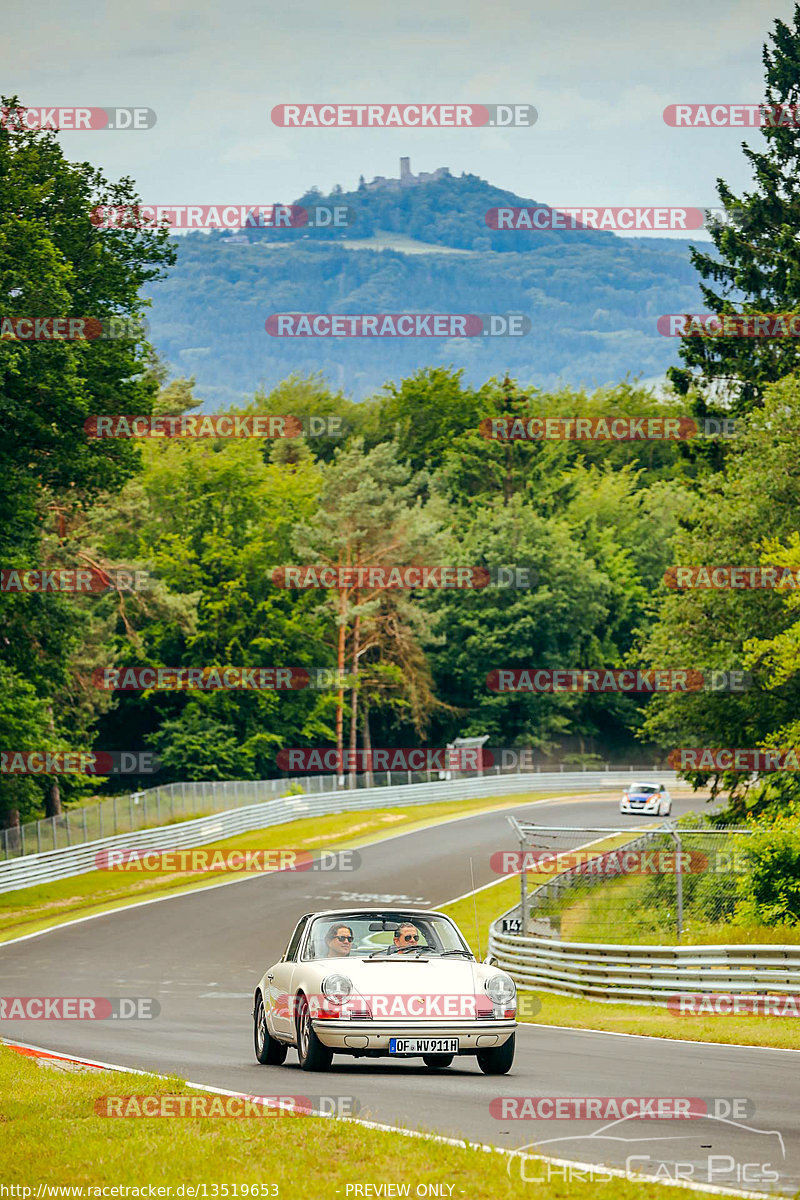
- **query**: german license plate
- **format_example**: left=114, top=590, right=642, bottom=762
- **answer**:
left=389, top=1037, right=459, bottom=1054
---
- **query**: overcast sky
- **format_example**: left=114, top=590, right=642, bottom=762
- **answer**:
left=2, top=0, right=794, bottom=239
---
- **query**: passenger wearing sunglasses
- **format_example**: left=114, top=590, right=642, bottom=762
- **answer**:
left=392, top=922, right=422, bottom=954
left=325, top=923, right=354, bottom=957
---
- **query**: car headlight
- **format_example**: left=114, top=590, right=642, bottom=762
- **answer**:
left=322, top=974, right=352, bottom=1001
left=485, top=974, right=516, bottom=1004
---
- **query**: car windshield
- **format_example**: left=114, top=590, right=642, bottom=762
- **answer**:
left=631, top=785, right=657, bottom=794
left=300, top=912, right=472, bottom=962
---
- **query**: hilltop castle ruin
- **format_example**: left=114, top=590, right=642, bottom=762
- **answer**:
left=360, top=158, right=450, bottom=191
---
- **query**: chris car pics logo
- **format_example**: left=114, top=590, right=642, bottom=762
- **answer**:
left=508, top=1106, right=782, bottom=1188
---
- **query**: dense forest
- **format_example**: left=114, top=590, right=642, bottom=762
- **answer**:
left=5, top=3, right=800, bottom=833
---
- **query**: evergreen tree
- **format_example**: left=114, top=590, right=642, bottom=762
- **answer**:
left=669, top=6, right=800, bottom=414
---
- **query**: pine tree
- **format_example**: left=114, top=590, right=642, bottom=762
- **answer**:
left=669, top=4, right=800, bottom=414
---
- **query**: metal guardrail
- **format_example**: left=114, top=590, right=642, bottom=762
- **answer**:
left=488, top=823, right=795, bottom=1003
left=488, top=927, right=800, bottom=1003
left=0, top=762, right=671, bottom=861
left=0, top=769, right=677, bottom=895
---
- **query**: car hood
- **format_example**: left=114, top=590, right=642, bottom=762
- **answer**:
left=343, top=956, right=480, bottom=992
left=317, top=956, right=506, bottom=1020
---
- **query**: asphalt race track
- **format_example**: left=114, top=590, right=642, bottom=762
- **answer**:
left=2, top=788, right=798, bottom=1195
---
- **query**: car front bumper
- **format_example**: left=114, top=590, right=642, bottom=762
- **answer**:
left=620, top=800, right=660, bottom=813
left=311, top=1019, right=517, bottom=1052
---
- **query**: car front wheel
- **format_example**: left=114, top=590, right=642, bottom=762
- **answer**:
left=422, top=1053, right=454, bottom=1069
left=254, top=992, right=288, bottom=1065
left=477, top=1033, right=515, bottom=1075
left=295, top=993, right=333, bottom=1072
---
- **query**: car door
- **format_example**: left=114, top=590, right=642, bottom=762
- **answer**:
left=266, top=917, right=308, bottom=1039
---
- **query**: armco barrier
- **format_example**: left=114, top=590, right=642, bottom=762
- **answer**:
left=487, top=926, right=800, bottom=1003
left=0, top=762, right=671, bottom=860
left=0, top=769, right=676, bottom=895
left=489, top=825, right=797, bottom=1002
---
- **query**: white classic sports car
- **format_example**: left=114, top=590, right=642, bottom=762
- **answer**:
left=253, top=907, right=517, bottom=1073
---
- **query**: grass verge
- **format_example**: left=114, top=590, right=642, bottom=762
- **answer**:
left=0, top=790, right=571, bottom=945
left=0, top=1044, right=737, bottom=1199
left=518, top=991, right=800, bottom=1051
left=557, top=872, right=800, bottom=946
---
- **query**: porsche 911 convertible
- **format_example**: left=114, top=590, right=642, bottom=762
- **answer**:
left=253, top=907, right=517, bottom=1073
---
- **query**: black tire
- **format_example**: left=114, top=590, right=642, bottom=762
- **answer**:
left=422, top=1053, right=454, bottom=1069
left=254, top=992, right=288, bottom=1065
left=476, top=1033, right=515, bottom=1075
left=295, top=993, right=333, bottom=1072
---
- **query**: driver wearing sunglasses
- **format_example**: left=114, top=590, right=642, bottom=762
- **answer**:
left=325, top=923, right=354, bottom=957
left=393, top=922, right=422, bottom=953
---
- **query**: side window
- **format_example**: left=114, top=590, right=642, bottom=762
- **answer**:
left=283, top=917, right=309, bottom=963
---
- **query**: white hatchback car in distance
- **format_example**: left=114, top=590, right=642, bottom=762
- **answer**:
left=620, top=781, right=672, bottom=816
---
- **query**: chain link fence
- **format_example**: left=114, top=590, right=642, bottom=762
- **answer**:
left=0, top=761, right=669, bottom=863
left=506, top=820, right=757, bottom=944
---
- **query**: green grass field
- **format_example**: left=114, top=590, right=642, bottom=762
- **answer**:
left=521, top=992, right=800, bottom=1050
left=0, top=1045, right=740, bottom=1200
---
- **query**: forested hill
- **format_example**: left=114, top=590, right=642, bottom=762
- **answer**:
left=242, top=170, right=620, bottom=252
left=146, top=239, right=702, bottom=407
